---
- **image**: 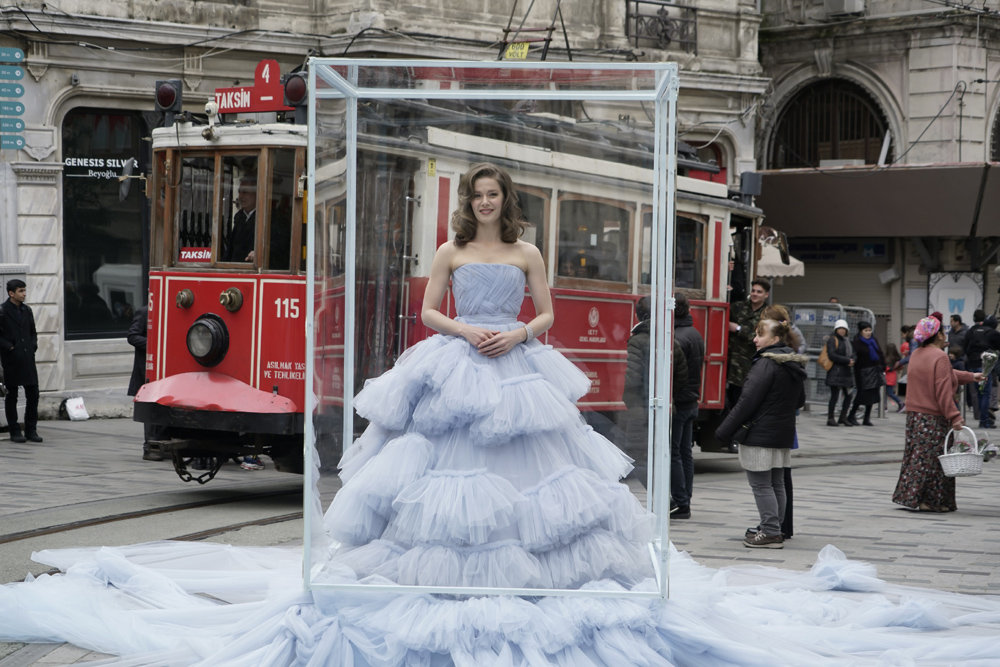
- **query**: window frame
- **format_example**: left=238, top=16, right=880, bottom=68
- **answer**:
left=553, top=191, right=635, bottom=294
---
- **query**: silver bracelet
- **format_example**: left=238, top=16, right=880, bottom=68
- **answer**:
left=522, top=323, right=534, bottom=342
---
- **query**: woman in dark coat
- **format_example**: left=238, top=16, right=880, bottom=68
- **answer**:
left=850, top=321, right=886, bottom=426
left=825, top=318, right=856, bottom=427
left=716, top=319, right=807, bottom=549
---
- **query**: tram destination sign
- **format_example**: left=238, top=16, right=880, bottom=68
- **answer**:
left=214, top=59, right=293, bottom=114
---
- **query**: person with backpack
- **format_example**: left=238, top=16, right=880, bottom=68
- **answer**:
left=823, top=319, right=856, bottom=427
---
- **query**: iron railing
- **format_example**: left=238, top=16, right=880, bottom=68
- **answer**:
left=625, top=1, right=697, bottom=54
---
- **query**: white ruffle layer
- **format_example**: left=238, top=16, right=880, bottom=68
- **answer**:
left=4, top=543, right=1000, bottom=666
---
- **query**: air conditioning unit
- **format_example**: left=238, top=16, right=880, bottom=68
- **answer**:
left=824, top=0, right=864, bottom=16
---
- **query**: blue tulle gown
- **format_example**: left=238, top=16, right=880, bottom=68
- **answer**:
left=3, top=264, right=1000, bottom=666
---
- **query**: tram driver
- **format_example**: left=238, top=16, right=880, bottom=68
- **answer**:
left=222, top=178, right=257, bottom=262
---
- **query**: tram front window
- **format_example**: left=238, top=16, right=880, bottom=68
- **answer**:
left=176, top=156, right=214, bottom=265
left=220, top=155, right=259, bottom=264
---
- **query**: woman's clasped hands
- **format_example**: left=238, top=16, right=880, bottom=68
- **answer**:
left=461, top=325, right=524, bottom=358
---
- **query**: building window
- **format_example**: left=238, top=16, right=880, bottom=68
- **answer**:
left=770, top=79, right=891, bottom=169
left=62, top=109, right=147, bottom=339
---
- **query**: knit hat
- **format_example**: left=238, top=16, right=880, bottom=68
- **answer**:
left=833, top=319, right=849, bottom=332
left=913, top=316, right=941, bottom=343
left=987, top=315, right=998, bottom=330
left=857, top=321, right=872, bottom=332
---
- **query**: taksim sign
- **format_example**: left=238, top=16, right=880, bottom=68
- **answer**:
left=214, top=59, right=295, bottom=115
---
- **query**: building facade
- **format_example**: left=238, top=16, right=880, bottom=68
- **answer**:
left=0, top=0, right=767, bottom=393
left=755, top=0, right=1000, bottom=344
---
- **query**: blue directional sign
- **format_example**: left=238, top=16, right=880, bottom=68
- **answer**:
left=0, top=83, right=24, bottom=97
left=0, top=101, right=24, bottom=116
left=0, top=118, right=23, bottom=132
left=0, top=66, right=24, bottom=81
left=1, top=135, right=25, bottom=150
left=0, top=48, right=24, bottom=63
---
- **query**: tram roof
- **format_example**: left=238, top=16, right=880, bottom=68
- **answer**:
left=151, top=122, right=307, bottom=150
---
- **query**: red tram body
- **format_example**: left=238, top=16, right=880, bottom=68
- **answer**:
left=134, top=66, right=762, bottom=482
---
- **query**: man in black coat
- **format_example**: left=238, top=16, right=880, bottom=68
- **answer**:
left=670, top=294, right=705, bottom=520
left=0, top=279, right=41, bottom=443
left=221, top=179, right=257, bottom=263
left=963, top=310, right=1000, bottom=428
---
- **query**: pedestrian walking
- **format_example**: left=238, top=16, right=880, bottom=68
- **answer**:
left=825, top=319, right=856, bottom=426
left=716, top=319, right=807, bottom=549
left=849, top=321, right=885, bottom=426
left=0, top=280, right=42, bottom=443
left=892, top=317, right=982, bottom=512
left=669, top=294, right=704, bottom=520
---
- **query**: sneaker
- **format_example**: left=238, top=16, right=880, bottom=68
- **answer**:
left=672, top=505, right=691, bottom=520
left=745, top=526, right=760, bottom=539
left=25, top=432, right=42, bottom=443
left=743, top=531, right=784, bottom=549
left=240, top=456, right=264, bottom=471
left=896, top=403, right=905, bottom=413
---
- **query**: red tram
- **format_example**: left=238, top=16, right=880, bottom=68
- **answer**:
left=134, top=63, right=765, bottom=483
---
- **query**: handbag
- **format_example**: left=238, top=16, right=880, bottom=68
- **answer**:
left=818, top=342, right=833, bottom=371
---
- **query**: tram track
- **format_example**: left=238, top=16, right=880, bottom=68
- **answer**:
left=0, top=489, right=303, bottom=546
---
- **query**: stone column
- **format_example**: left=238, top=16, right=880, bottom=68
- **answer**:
left=10, top=161, right=64, bottom=393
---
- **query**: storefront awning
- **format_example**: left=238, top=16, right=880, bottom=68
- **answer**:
left=757, top=163, right=1000, bottom=237
left=757, top=244, right=805, bottom=277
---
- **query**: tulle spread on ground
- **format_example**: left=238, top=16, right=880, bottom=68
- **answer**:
left=3, top=264, right=1000, bottom=665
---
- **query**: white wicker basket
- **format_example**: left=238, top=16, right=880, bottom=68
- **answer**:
left=939, top=427, right=984, bottom=478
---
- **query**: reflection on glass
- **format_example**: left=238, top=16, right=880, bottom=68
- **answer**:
left=219, top=155, right=259, bottom=263
left=61, top=109, right=145, bottom=339
left=557, top=197, right=631, bottom=282
left=516, top=187, right=547, bottom=260
left=640, top=212, right=705, bottom=292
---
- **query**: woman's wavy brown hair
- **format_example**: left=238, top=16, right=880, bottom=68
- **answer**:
left=762, top=304, right=803, bottom=351
left=450, top=163, right=526, bottom=246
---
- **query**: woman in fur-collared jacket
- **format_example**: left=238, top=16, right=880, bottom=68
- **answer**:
left=716, top=319, right=807, bottom=549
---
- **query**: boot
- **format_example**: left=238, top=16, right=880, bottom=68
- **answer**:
left=827, top=417, right=839, bottom=426
left=838, top=404, right=854, bottom=427
left=862, top=406, right=874, bottom=426
left=25, top=430, right=43, bottom=443
left=9, top=426, right=26, bottom=443
left=846, top=406, right=861, bottom=426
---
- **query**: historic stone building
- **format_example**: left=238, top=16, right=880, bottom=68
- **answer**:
left=754, top=0, right=1000, bottom=344
left=0, top=0, right=767, bottom=393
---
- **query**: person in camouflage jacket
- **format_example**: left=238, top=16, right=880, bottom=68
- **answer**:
left=727, top=277, right=770, bottom=405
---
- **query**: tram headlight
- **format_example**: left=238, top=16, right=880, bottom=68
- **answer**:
left=186, top=314, right=229, bottom=367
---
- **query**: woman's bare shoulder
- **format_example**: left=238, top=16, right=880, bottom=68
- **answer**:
left=515, top=240, right=542, bottom=269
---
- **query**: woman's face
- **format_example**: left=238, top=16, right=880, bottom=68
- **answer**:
left=754, top=330, right=779, bottom=350
left=860, top=327, right=873, bottom=339
left=471, top=177, right=504, bottom=227
left=836, top=327, right=847, bottom=337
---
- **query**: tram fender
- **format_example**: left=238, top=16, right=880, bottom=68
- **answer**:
left=134, top=372, right=298, bottom=413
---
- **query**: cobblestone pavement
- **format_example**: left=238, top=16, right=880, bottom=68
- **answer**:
left=2, top=407, right=1000, bottom=664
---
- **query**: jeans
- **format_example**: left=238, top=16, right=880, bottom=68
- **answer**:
left=886, top=385, right=903, bottom=408
left=670, top=402, right=699, bottom=507
left=746, top=468, right=785, bottom=537
left=5, top=383, right=39, bottom=433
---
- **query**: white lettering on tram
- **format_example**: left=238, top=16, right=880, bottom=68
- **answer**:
left=214, top=89, right=252, bottom=111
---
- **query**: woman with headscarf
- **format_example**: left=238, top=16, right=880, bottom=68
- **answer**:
left=892, top=317, right=983, bottom=512
left=848, top=321, right=886, bottom=426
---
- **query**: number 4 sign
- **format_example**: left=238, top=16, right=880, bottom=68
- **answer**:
left=213, top=59, right=294, bottom=115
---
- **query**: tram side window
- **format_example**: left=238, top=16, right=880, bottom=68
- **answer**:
left=220, top=155, right=260, bottom=263
left=176, top=156, right=215, bottom=264
left=268, top=150, right=296, bottom=270
left=640, top=211, right=705, bottom=290
left=516, top=188, right=548, bottom=261
left=323, top=198, right=346, bottom=277
left=557, top=197, right=630, bottom=282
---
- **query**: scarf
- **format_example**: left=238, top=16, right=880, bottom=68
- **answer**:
left=859, top=334, right=880, bottom=362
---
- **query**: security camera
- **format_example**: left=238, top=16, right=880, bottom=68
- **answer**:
left=205, top=100, right=219, bottom=117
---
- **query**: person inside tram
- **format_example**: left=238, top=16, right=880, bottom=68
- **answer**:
left=221, top=178, right=257, bottom=262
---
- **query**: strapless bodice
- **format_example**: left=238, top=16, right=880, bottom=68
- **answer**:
left=452, top=263, right=525, bottom=325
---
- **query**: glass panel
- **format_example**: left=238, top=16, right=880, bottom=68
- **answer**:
left=175, top=154, right=214, bottom=265
left=309, top=62, right=676, bottom=599
left=556, top=197, right=631, bottom=282
left=516, top=187, right=548, bottom=261
left=61, top=109, right=145, bottom=339
left=267, top=149, right=296, bottom=270
left=219, top=155, right=259, bottom=263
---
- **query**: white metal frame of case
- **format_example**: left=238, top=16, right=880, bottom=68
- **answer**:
left=304, top=59, right=678, bottom=600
